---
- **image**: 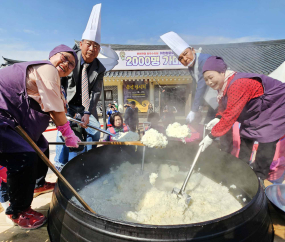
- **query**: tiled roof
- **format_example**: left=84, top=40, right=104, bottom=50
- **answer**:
left=75, top=39, right=285, bottom=75
left=1, top=57, right=24, bottom=68
left=2, top=39, right=285, bottom=76
left=74, top=40, right=170, bottom=51
left=2, top=57, right=24, bottom=63
left=198, top=40, right=285, bottom=75
left=104, top=69, right=190, bottom=78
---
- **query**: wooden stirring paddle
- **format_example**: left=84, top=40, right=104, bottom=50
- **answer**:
left=15, top=125, right=96, bottom=214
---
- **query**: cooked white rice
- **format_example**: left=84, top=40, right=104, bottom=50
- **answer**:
left=141, top=128, right=168, bottom=148
left=166, top=122, right=191, bottom=142
left=73, top=162, right=243, bottom=225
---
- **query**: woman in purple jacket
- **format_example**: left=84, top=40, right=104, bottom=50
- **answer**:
left=0, top=45, right=80, bottom=229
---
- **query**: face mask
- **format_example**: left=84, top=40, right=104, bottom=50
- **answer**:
left=187, top=51, right=196, bottom=67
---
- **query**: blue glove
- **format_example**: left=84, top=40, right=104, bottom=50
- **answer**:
left=186, top=111, right=195, bottom=123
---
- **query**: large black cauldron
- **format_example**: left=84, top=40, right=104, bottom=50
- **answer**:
left=48, top=141, right=273, bottom=241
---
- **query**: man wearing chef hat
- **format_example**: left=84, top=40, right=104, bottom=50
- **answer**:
left=55, top=3, right=106, bottom=170
left=160, top=32, right=233, bottom=153
left=160, top=31, right=218, bottom=124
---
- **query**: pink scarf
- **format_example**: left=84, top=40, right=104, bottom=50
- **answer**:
left=217, top=70, right=236, bottom=102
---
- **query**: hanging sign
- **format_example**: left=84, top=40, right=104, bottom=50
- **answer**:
left=123, top=80, right=149, bottom=112
left=113, top=50, right=188, bottom=70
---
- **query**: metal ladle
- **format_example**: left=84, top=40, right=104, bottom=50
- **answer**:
left=172, top=124, right=207, bottom=204
left=66, top=116, right=118, bottom=138
left=172, top=145, right=203, bottom=204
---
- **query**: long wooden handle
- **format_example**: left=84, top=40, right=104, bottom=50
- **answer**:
left=15, top=126, right=95, bottom=214
left=49, top=141, right=145, bottom=146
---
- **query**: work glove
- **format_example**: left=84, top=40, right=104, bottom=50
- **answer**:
left=0, top=166, right=7, bottom=184
left=57, top=121, right=81, bottom=148
left=199, top=135, right=213, bottom=152
left=186, top=111, right=195, bottom=123
left=206, top=118, right=220, bottom=131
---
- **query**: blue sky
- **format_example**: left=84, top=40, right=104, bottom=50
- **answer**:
left=0, top=0, right=284, bottom=64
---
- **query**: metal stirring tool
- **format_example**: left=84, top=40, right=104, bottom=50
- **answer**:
left=66, top=116, right=119, bottom=138
left=141, top=122, right=151, bottom=174
left=172, top=124, right=207, bottom=204
left=172, top=145, right=203, bottom=204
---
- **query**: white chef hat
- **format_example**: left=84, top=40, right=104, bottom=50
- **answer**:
left=82, top=3, right=102, bottom=44
left=160, top=31, right=191, bottom=57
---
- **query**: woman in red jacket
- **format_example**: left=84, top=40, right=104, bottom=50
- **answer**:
left=200, top=56, right=285, bottom=181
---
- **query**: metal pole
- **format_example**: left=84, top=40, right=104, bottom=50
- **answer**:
left=101, top=78, right=107, bottom=130
left=49, top=141, right=145, bottom=146
left=159, top=88, right=161, bottom=116
left=179, top=145, right=203, bottom=194
left=203, top=124, right=206, bottom=139
left=141, top=146, right=146, bottom=174
left=66, top=117, right=115, bottom=136
left=141, top=122, right=151, bottom=174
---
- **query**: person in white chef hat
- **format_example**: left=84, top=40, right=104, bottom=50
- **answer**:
left=55, top=3, right=106, bottom=171
left=160, top=31, right=233, bottom=153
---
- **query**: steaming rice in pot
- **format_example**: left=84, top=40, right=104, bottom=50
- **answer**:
left=73, top=162, right=243, bottom=225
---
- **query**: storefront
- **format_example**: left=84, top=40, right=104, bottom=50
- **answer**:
left=101, top=47, right=193, bottom=116
left=103, top=73, right=192, bottom=115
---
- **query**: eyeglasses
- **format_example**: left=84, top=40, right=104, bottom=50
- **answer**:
left=59, top=53, right=75, bottom=70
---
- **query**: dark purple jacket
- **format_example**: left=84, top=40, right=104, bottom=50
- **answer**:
left=222, top=73, right=285, bottom=143
left=0, top=61, right=53, bottom=153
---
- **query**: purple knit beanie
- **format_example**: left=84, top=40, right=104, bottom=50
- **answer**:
left=49, top=44, right=78, bottom=67
left=202, top=56, right=227, bottom=73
